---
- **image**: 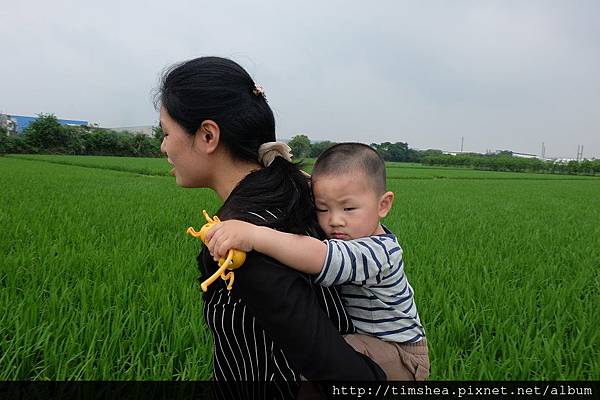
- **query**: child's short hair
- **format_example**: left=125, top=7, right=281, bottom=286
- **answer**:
left=313, top=143, right=386, bottom=194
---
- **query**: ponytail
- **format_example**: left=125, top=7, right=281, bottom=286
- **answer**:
left=218, top=157, right=320, bottom=236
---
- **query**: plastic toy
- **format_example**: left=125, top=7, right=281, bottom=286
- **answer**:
left=187, top=210, right=246, bottom=292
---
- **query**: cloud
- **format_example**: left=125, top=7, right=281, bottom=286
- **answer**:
left=1, top=0, right=598, bottom=158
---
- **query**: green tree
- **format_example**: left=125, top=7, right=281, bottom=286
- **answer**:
left=371, top=142, right=410, bottom=162
left=22, top=113, right=66, bottom=152
left=579, top=159, right=597, bottom=175
left=81, top=129, right=120, bottom=155
left=387, top=142, right=409, bottom=161
left=309, top=140, right=336, bottom=158
left=62, top=125, right=86, bottom=155
left=151, top=126, right=164, bottom=155
left=152, top=126, right=164, bottom=141
left=567, top=160, right=579, bottom=174
left=130, top=133, right=159, bottom=157
left=288, top=134, right=311, bottom=159
left=5, top=135, right=34, bottom=154
left=0, top=126, right=8, bottom=154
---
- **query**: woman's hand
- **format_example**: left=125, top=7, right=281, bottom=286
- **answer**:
left=205, top=220, right=258, bottom=261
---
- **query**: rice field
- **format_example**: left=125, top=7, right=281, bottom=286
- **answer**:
left=1, top=154, right=599, bottom=380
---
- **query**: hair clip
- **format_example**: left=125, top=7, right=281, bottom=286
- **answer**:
left=252, top=84, right=267, bottom=101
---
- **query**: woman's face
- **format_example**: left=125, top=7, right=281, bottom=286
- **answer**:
left=159, top=107, right=208, bottom=187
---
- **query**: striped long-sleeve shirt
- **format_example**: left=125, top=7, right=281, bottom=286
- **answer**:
left=313, top=227, right=425, bottom=344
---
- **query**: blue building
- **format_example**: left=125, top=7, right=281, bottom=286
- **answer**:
left=0, top=114, right=88, bottom=135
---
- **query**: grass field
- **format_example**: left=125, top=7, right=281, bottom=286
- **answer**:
left=1, top=154, right=599, bottom=380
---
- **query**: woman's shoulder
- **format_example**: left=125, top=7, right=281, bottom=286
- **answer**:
left=221, top=207, right=322, bottom=238
left=239, top=208, right=284, bottom=225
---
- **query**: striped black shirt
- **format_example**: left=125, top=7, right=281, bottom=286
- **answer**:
left=197, top=209, right=385, bottom=398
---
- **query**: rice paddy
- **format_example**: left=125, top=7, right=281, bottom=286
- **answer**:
left=1, top=154, right=598, bottom=380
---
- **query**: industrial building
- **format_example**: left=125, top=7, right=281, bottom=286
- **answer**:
left=0, top=113, right=88, bottom=135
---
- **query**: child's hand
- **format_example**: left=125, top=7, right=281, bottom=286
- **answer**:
left=205, top=220, right=258, bottom=261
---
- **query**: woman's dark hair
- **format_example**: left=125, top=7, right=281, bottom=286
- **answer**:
left=155, top=56, right=275, bottom=162
left=218, top=156, right=319, bottom=235
left=156, top=56, right=319, bottom=236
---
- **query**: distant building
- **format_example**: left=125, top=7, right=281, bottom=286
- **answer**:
left=442, top=150, right=549, bottom=160
left=0, top=113, right=88, bottom=135
left=108, top=125, right=155, bottom=137
left=509, top=152, right=538, bottom=159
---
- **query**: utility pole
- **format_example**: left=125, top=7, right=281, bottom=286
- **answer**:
left=542, top=142, right=545, bottom=159
left=576, top=145, right=584, bottom=161
left=460, top=136, right=464, bottom=153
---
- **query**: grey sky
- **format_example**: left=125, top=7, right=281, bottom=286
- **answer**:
left=1, top=0, right=599, bottom=158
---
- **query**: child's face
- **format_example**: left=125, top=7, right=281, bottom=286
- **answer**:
left=312, top=172, right=393, bottom=240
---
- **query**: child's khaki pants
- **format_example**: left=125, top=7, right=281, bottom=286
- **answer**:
left=344, top=334, right=430, bottom=380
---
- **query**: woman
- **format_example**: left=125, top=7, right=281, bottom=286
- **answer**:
left=156, top=57, right=384, bottom=397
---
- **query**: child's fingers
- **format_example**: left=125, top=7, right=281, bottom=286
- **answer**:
left=204, top=223, right=221, bottom=243
left=205, top=229, right=217, bottom=250
left=217, top=239, right=233, bottom=258
left=212, top=232, right=230, bottom=260
left=205, top=228, right=223, bottom=261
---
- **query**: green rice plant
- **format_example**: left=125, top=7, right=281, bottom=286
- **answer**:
left=1, top=157, right=218, bottom=379
left=385, top=179, right=600, bottom=379
left=5, top=154, right=171, bottom=176
left=1, top=156, right=598, bottom=380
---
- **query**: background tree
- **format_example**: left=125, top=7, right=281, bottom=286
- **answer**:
left=62, top=125, right=86, bottom=155
left=151, top=126, right=164, bottom=154
left=0, top=126, right=8, bottom=154
left=288, top=134, right=311, bottom=159
left=371, top=142, right=411, bottom=162
left=5, top=119, right=597, bottom=174
left=81, top=129, right=121, bottom=155
left=309, top=140, right=336, bottom=158
left=22, top=113, right=66, bottom=152
left=152, top=126, right=163, bottom=141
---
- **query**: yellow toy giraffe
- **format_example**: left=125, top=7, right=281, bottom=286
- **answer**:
left=187, top=210, right=246, bottom=292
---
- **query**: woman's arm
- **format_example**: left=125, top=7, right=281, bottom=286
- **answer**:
left=205, top=220, right=327, bottom=274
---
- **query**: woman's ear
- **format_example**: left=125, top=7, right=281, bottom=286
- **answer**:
left=195, top=120, right=220, bottom=154
left=378, top=191, right=395, bottom=218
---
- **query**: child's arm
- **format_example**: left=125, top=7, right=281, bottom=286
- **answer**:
left=204, top=220, right=327, bottom=275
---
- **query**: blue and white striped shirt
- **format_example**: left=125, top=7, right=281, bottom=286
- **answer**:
left=314, top=228, right=425, bottom=343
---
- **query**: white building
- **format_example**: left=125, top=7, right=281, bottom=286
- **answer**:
left=109, top=125, right=155, bottom=136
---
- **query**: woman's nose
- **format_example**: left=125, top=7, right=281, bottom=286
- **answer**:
left=160, top=138, right=166, bottom=154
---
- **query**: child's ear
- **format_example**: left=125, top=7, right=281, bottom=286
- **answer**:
left=378, top=191, right=394, bottom=218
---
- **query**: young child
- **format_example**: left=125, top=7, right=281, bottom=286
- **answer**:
left=205, top=142, right=429, bottom=380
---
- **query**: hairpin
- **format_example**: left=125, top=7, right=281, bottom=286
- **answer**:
left=252, top=84, right=267, bottom=101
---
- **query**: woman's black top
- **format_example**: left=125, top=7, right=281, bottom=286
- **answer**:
left=197, top=178, right=385, bottom=398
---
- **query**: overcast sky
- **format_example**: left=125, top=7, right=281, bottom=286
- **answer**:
left=1, top=1, right=599, bottom=158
